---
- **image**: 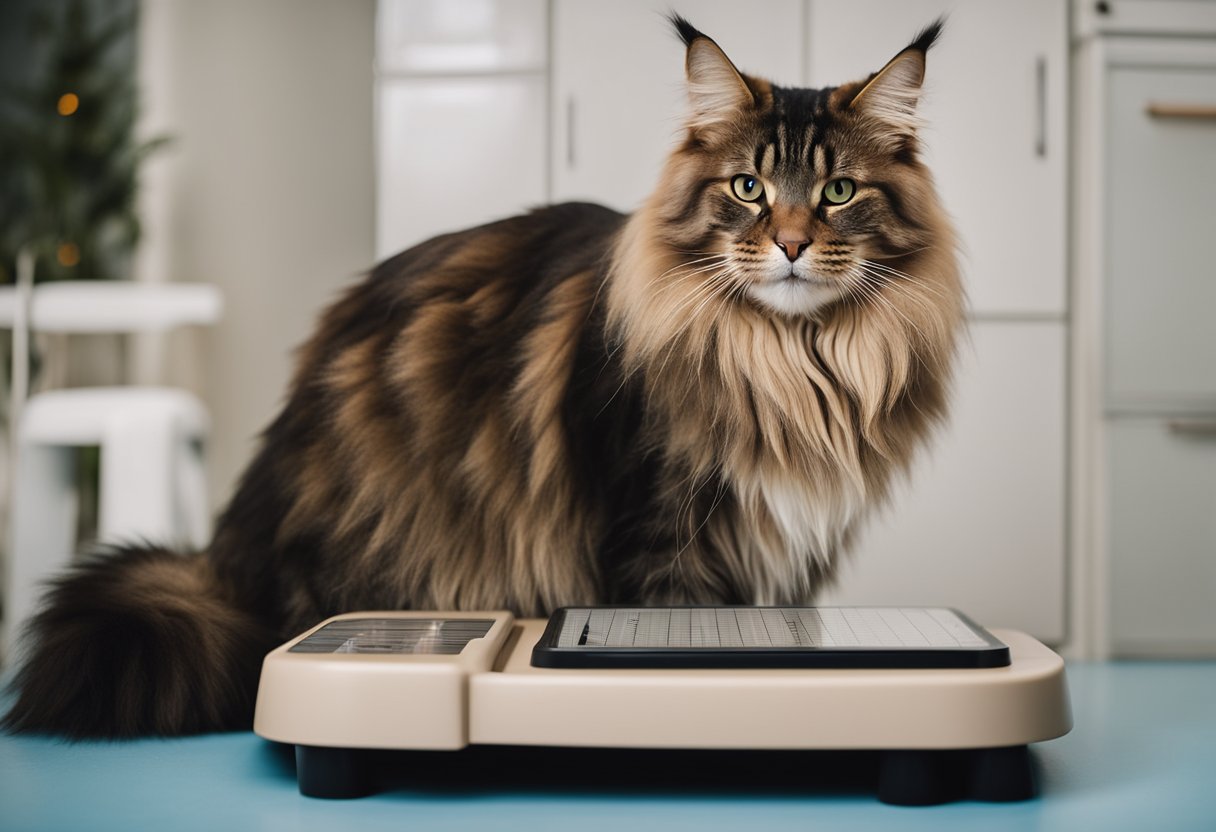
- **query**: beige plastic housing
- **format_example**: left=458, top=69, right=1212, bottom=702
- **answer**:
left=471, top=622, right=1071, bottom=750
left=254, top=614, right=1071, bottom=752
left=253, top=611, right=515, bottom=750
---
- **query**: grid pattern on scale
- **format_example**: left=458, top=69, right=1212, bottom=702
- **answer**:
left=288, top=618, right=495, bottom=654
left=553, top=608, right=991, bottom=649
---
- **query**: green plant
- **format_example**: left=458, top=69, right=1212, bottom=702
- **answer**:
left=0, top=0, right=169, bottom=283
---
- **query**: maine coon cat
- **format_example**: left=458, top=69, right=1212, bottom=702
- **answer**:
left=4, top=16, right=962, bottom=738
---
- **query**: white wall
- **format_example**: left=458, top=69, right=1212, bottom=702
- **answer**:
left=138, top=0, right=376, bottom=513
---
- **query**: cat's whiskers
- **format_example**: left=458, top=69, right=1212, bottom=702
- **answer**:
left=594, top=256, right=732, bottom=397
left=835, top=270, right=869, bottom=310
left=651, top=263, right=739, bottom=342
left=844, top=271, right=946, bottom=415
left=686, top=266, right=749, bottom=378
left=671, top=472, right=730, bottom=581
left=858, top=258, right=948, bottom=301
left=852, top=262, right=941, bottom=319
left=685, top=266, right=744, bottom=327
left=647, top=299, right=728, bottom=400
left=693, top=275, right=748, bottom=378
left=598, top=254, right=729, bottom=348
left=634, top=264, right=743, bottom=417
left=844, top=268, right=950, bottom=391
left=601, top=261, right=739, bottom=411
left=855, top=274, right=938, bottom=324
left=656, top=254, right=731, bottom=282
left=648, top=262, right=736, bottom=319
left=869, top=245, right=936, bottom=262
left=672, top=468, right=719, bottom=568
left=648, top=265, right=743, bottom=384
left=860, top=267, right=944, bottom=304
left=844, top=266, right=930, bottom=346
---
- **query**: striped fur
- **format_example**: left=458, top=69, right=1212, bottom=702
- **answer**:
left=3, top=17, right=961, bottom=738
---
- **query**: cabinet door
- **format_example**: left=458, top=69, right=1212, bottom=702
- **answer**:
left=551, top=0, right=803, bottom=212
left=1105, top=64, right=1216, bottom=410
left=376, top=76, right=548, bottom=258
left=377, top=0, right=548, bottom=74
left=808, top=0, right=1068, bottom=316
left=820, top=322, right=1067, bottom=642
left=1108, top=418, right=1216, bottom=656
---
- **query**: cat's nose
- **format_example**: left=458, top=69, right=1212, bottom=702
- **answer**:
left=774, top=235, right=810, bottom=262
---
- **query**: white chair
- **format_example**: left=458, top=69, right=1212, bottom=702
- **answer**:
left=0, top=273, right=223, bottom=658
left=3, top=388, right=210, bottom=654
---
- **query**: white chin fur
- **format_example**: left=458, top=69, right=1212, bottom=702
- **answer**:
left=747, top=278, right=844, bottom=316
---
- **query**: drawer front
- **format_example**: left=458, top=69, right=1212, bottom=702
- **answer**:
left=1105, top=64, right=1216, bottom=409
left=1108, top=417, right=1216, bottom=656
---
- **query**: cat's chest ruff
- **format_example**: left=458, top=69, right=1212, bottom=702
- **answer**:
left=739, top=467, right=864, bottom=563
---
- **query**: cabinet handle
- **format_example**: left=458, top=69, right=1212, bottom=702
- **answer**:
left=1035, top=57, right=1047, bottom=157
left=566, top=96, right=576, bottom=169
left=1167, top=420, right=1216, bottom=437
left=1146, top=103, right=1216, bottom=120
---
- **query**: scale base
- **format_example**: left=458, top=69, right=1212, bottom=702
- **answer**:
left=291, top=743, right=1036, bottom=805
left=254, top=613, right=1070, bottom=806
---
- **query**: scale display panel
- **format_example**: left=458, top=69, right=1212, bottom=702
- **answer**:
left=531, top=607, right=1010, bottom=668
left=289, top=617, right=495, bottom=655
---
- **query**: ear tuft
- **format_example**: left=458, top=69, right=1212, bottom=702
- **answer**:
left=849, top=18, right=944, bottom=132
left=671, top=16, right=754, bottom=130
left=668, top=12, right=702, bottom=48
left=908, top=18, right=944, bottom=55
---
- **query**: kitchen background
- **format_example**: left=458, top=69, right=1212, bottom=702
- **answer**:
left=1, top=0, right=1213, bottom=661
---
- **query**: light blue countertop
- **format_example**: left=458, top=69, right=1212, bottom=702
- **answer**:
left=2, top=661, right=1214, bottom=832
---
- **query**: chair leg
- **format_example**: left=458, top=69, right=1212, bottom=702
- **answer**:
left=175, top=437, right=211, bottom=550
left=98, top=403, right=178, bottom=546
left=5, top=445, right=78, bottom=658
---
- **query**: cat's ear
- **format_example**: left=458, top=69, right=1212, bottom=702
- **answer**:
left=848, top=19, right=943, bottom=133
left=670, top=14, right=754, bottom=130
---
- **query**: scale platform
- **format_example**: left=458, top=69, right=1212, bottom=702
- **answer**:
left=253, top=608, right=1072, bottom=805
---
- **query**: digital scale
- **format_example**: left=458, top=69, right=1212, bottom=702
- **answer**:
left=253, top=607, right=1072, bottom=805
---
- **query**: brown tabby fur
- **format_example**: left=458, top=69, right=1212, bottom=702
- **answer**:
left=4, top=16, right=962, bottom=738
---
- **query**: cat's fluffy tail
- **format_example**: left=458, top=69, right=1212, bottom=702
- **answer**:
left=2, top=546, right=277, bottom=739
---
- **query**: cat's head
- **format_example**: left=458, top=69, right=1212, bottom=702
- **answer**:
left=652, top=15, right=948, bottom=318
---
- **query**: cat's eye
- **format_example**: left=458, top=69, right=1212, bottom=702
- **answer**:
left=822, top=178, right=856, bottom=205
left=731, top=174, right=765, bottom=203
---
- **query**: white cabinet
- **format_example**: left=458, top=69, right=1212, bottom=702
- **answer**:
left=1107, top=418, right=1216, bottom=656
left=376, top=76, right=548, bottom=257
left=550, top=0, right=803, bottom=211
left=821, top=322, right=1067, bottom=641
left=808, top=0, right=1069, bottom=317
left=1104, top=64, right=1216, bottom=409
left=374, top=0, right=549, bottom=258
left=1072, top=17, right=1216, bottom=656
left=1104, top=58, right=1216, bottom=654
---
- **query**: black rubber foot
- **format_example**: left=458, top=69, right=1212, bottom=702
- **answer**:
left=295, top=745, right=375, bottom=799
left=968, top=745, right=1036, bottom=802
left=878, top=746, right=1037, bottom=805
left=877, top=750, right=962, bottom=806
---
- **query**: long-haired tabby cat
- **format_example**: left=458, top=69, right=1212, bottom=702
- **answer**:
left=4, top=16, right=961, bottom=738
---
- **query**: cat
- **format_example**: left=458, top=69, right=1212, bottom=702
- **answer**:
left=3, top=15, right=962, bottom=738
